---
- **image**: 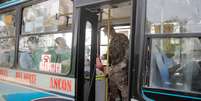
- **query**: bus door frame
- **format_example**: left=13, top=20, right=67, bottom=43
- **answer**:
left=74, top=0, right=139, bottom=101
left=74, top=5, right=98, bottom=101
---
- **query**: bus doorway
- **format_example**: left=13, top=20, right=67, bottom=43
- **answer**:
left=74, top=7, right=98, bottom=101
left=74, top=0, right=133, bottom=101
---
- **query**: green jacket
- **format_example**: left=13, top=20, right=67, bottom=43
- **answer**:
left=47, top=48, right=71, bottom=74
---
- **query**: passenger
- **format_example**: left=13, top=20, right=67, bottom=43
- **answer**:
left=96, top=55, right=105, bottom=75
left=103, top=25, right=129, bottom=101
left=48, top=37, right=71, bottom=73
left=169, top=60, right=201, bottom=92
left=150, top=44, right=176, bottom=87
left=0, top=38, right=15, bottom=67
left=19, top=37, right=44, bottom=70
left=151, top=42, right=201, bottom=92
left=96, top=55, right=104, bottom=72
left=6, top=38, right=15, bottom=67
left=180, top=61, right=201, bottom=92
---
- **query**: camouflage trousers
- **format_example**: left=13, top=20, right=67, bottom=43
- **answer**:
left=108, top=66, right=128, bottom=101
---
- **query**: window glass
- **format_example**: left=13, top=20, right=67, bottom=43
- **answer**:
left=149, top=37, right=201, bottom=92
left=84, top=21, right=92, bottom=77
left=146, top=0, right=201, bottom=34
left=100, top=30, right=108, bottom=45
left=18, top=33, right=72, bottom=74
left=0, top=38, right=15, bottom=67
left=100, top=26, right=130, bottom=65
left=100, top=30, right=108, bottom=65
left=0, top=11, right=15, bottom=37
left=114, top=26, right=130, bottom=38
left=22, top=0, right=73, bottom=34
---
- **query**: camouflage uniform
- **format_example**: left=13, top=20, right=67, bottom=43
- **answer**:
left=108, top=33, right=129, bottom=101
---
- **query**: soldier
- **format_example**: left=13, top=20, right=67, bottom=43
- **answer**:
left=103, top=25, right=129, bottom=101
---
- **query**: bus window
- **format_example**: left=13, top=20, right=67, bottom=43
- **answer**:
left=84, top=21, right=92, bottom=76
left=0, top=38, right=15, bottom=68
left=146, top=0, right=201, bottom=34
left=0, top=11, right=15, bottom=37
left=100, top=26, right=130, bottom=65
left=149, top=37, right=201, bottom=92
left=18, top=33, right=72, bottom=75
left=22, top=0, right=73, bottom=34
left=0, top=11, right=16, bottom=68
left=0, top=1, right=75, bottom=100
left=100, top=29, right=108, bottom=65
left=18, top=0, right=73, bottom=75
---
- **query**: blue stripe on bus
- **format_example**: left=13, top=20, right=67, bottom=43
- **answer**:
left=143, top=89, right=201, bottom=100
left=4, top=92, right=53, bottom=101
left=47, top=90, right=75, bottom=98
left=0, top=82, right=74, bottom=100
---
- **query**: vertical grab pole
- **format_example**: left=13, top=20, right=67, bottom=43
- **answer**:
left=107, top=8, right=111, bottom=66
left=106, top=8, right=111, bottom=101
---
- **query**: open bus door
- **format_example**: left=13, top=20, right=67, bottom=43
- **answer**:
left=136, top=0, right=201, bottom=100
left=75, top=0, right=134, bottom=101
left=74, top=6, right=98, bottom=101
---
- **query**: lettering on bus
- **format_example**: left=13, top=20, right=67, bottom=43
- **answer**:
left=0, top=68, right=8, bottom=76
left=40, top=54, right=61, bottom=73
left=16, top=71, right=36, bottom=84
left=0, top=68, right=8, bottom=80
left=49, top=77, right=72, bottom=93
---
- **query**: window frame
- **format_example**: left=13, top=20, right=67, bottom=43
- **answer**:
left=131, top=0, right=201, bottom=100
left=140, top=0, right=201, bottom=97
left=0, top=7, right=18, bottom=69
left=16, top=0, right=75, bottom=77
left=21, top=0, right=73, bottom=35
left=0, top=10, right=16, bottom=37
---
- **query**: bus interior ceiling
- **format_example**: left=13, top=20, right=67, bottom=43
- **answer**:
left=86, top=0, right=131, bottom=26
left=101, top=0, right=131, bottom=26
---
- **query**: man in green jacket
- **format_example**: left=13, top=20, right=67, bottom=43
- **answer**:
left=20, top=37, right=44, bottom=70
left=47, top=37, right=71, bottom=74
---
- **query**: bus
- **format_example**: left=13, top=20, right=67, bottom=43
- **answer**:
left=2, top=0, right=201, bottom=101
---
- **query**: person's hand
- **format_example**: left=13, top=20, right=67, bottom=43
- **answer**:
left=104, top=66, right=112, bottom=76
left=61, top=60, right=70, bottom=73
left=96, top=57, right=103, bottom=69
left=61, top=60, right=70, bottom=67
